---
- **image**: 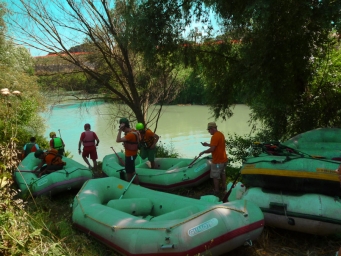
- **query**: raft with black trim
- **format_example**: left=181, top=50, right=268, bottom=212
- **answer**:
left=72, top=176, right=264, bottom=255
left=227, top=182, right=341, bottom=235
left=102, top=153, right=212, bottom=191
left=15, top=152, right=93, bottom=197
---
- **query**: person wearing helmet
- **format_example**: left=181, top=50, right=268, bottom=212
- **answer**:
left=136, top=122, right=159, bottom=169
left=22, top=136, right=40, bottom=159
left=33, top=148, right=66, bottom=177
left=78, top=123, right=100, bottom=172
left=49, top=131, right=65, bottom=155
left=116, top=118, right=140, bottom=185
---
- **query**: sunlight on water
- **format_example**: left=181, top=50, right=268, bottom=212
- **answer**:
left=41, top=102, right=258, bottom=163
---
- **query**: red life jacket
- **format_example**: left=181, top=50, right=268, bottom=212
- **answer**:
left=82, top=131, right=96, bottom=147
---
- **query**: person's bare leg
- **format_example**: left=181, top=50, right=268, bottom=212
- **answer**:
left=213, top=178, right=220, bottom=194
left=92, top=159, right=97, bottom=172
left=221, top=172, right=227, bottom=192
left=83, top=156, right=92, bottom=169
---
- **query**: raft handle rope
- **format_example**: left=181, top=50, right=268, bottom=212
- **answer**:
left=280, top=191, right=295, bottom=226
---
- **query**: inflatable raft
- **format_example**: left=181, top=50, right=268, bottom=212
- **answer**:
left=15, top=152, right=93, bottom=197
left=102, top=153, right=212, bottom=191
left=241, top=153, right=341, bottom=196
left=227, top=182, right=341, bottom=235
left=72, top=177, right=264, bottom=255
left=282, top=128, right=341, bottom=159
left=241, top=130, right=341, bottom=196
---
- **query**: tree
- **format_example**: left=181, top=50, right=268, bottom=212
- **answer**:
left=192, top=0, right=341, bottom=139
left=0, top=2, right=47, bottom=172
left=7, top=0, right=186, bottom=128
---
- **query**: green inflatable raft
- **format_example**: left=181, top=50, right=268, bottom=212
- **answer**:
left=102, top=152, right=212, bottom=191
left=228, top=182, right=341, bottom=235
left=241, top=128, right=341, bottom=196
left=72, top=176, right=264, bottom=255
left=15, top=152, right=93, bottom=197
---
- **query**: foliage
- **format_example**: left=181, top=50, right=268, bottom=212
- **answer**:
left=177, top=0, right=341, bottom=139
left=8, top=0, right=187, bottom=130
left=172, top=69, right=208, bottom=105
left=225, top=130, right=277, bottom=167
left=0, top=3, right=47, bottom=173
left=155, top=140, right=180, bottom=158
left=0, top=183, right=114, bottom=256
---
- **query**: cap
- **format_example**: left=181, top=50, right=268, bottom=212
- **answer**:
left=207, top=122, right=217, bottom=129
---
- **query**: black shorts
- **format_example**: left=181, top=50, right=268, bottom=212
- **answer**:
left=125, top=155, right=137, bottom=174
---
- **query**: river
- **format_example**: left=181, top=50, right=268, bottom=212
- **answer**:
left=42, top=102, right=256, bottom=163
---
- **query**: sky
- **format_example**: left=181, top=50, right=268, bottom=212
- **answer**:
left=4, top=0, right=220, bottom=57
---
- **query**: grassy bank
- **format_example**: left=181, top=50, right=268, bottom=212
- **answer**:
left=1, top=174, right=341, bottom=256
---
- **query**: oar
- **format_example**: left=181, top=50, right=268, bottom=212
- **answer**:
left=222, top=170, right=241, bottom=203
left=119, top=173, right=136, bottom=199
left=188, top=155, right=200, bottom=168
left=58, top=129, right=62, bottom=138
left=111, top=147, right=125, bottom=166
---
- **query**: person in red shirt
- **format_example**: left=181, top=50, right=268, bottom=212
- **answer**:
left=136, top=123, right=159, bottom=169
left=116, top=118, right=140, bottom=185
left=199, top=122, right=228, bottom=196
left=78, top=123, right=99, bottom=172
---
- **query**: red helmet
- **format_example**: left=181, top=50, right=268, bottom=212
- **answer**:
left=84, top=123, right=91, bottom=130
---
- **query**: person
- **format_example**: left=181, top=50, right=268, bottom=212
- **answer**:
left=78, top=123, right=100, bottom=171
left=22, top=137, right=40, bottom=159
left=116, top=118, right=140, bottom=185
left=33, top=149, right=66, bottom=177
left=49, top=131, right=65, bottom=155
left=136, top=123, right=159, bottom=169
left=198, top=122, right=228, bottom=197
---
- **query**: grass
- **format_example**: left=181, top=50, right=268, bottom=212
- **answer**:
left=1, top=170, right=341, bottom=256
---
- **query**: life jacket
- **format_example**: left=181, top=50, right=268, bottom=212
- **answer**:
left=23, top=143, right=38, bottom=157
left=140, top=129, right=155, bottom=149
left=82, top=131, right=96, bottom=147
left=43, top=149, right=66, bottom=166
left=123, top=131, right=140, bottom=151
left=52, top=137, right=64, bottom=150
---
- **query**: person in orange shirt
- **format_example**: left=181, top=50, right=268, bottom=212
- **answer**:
left=199, top=122, right=228, bottom=196
left=136, top=123, right=159, bottom=169
left=116, top=118, right=140, bottom=185
left=33, top=149, right=66, bottom=177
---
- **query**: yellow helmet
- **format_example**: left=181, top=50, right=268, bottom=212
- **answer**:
left=49, top=131, right=56, bottom=138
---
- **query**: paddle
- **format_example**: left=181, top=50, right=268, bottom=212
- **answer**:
left=222, top=170, right=241, bottom=203
left=58, top=129, right=62, bottom=138
left=188, top=155, right=200, bottom=168
left=119, top=173, right=136, bottom=199
left=111, top=147, right=125, bottom=166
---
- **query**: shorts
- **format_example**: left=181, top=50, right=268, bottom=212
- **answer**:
left=125, top=155, right=137, bottom=174
left=140, top=147, right=156, bottom=162
left=82, top=146, right=98, bottom=160
left=210, top=162, right=227, bottom=179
